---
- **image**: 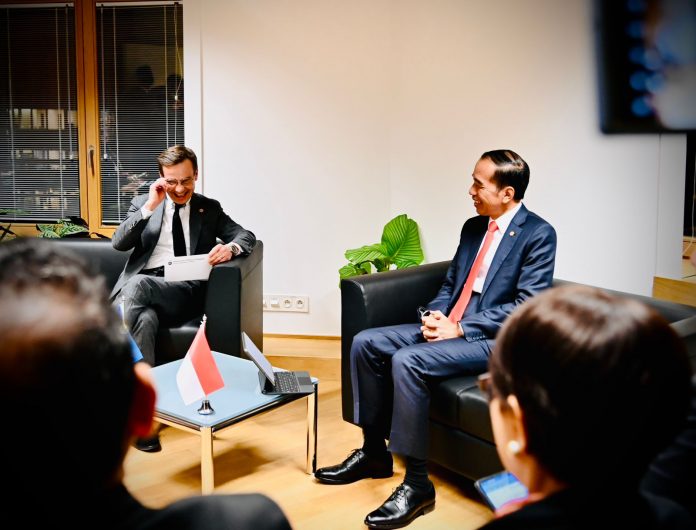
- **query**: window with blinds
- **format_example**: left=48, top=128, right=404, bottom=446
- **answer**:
left=0, top=4, right=79, bottom=222
left=97, top=2, right=184, bottom=225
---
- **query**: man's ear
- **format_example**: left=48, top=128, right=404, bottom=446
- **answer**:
left=502, top=185, right=515, bottom=203
left=506, top=394, right=528, bottom=454
left=128, top=362, right=157, bottom=438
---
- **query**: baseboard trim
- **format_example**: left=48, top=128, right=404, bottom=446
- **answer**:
left=264, top=333, right=340, bottom=340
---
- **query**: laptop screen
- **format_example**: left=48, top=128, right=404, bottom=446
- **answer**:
left=241, top=332, right=276, bottom=383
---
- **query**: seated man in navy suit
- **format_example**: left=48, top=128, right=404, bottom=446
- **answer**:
left=315, top=150, right=557, bottom=529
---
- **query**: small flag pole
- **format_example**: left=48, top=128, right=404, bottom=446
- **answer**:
left=197, top=399, right=214, bottom=415
left=196, top=315, right=215, bottom=415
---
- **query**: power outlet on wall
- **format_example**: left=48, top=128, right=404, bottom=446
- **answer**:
left=263, top=294, right=309, bottom=313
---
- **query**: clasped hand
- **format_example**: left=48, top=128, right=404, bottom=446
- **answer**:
left=421, top=310, right=462, bottom=341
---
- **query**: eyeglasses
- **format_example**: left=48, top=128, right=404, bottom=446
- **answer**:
left=477, top=372, right=494, bottom=401
left=164, top=177, right=194, bottom=188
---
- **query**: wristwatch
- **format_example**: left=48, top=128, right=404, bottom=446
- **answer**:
left=227, top=242, right=241, bottom=256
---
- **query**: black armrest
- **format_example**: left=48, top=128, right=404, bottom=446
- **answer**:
left=340, top=261, right=450, bottom=422
left=205, top=240, right=263, bottom=357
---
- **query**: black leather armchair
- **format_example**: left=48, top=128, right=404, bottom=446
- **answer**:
left=341, top=262, right=696, bottom=481
left=53, top=238, right=263, bottom=364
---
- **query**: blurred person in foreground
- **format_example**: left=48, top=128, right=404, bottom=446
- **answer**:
left=0, top=238, right=290, bottom=530
left=477, top=284, right=694, bottom=529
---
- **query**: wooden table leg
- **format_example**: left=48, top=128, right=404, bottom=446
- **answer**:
left=306, top=383, right=318, bottom=474
left=201, top=426, right=214, bottom=494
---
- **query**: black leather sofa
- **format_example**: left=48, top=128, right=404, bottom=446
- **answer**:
left=52, top=238, right=263, bottom=364
left=341, top=261, right=696, bottom=480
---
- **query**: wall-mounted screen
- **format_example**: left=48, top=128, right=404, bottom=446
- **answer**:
left=595, top=0, right=696, bottom=133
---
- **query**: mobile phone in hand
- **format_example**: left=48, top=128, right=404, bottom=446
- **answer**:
left=474, top=470, right=528, bottom=511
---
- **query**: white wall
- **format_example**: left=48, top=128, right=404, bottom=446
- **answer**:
left=186, top=0, right=687, bottom=336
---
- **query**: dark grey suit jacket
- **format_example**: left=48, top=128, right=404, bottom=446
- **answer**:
left=110, top=192, right=256, bottom=299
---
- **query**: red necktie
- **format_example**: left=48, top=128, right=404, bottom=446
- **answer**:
left=448, top=220, right=498, bottom=323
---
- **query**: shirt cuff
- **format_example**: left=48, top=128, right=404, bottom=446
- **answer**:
left=140, top=205, right=154, bottom=219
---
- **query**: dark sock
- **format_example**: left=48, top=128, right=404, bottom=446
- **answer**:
left=361, top=427, right=388, bottom=457
left=404, top=456, right=431, bottom=492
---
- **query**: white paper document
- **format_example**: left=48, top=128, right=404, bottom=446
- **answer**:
left=164, top=254, right=212, bottom=282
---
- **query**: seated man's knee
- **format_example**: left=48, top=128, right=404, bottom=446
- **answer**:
left=351, top=328, right=384, bottom=361
left=122, top=275, right=158, bottom=304
left=140, top=307, right=158, bottom=326
left=392, top=346, right=426, bottom=377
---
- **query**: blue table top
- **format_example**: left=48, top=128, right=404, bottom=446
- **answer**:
left=152, top=352, right=305, bottom=430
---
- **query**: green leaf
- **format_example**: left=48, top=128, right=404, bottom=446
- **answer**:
left=339, top=263, right=367, bottom=283
left=394, top=259, right=420, bottom=269
left=381, top=214, right=424, bottom=268
left=56, top=223, right=88, bottom=237
left=36, top=220, right=88, bottom=238
left=345, top=243, right=388, bottom=265
left=373, top=258, right=392, bottom=272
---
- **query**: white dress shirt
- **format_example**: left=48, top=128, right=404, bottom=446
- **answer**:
left=472, top=202, right=522, bottom=293
left=142, top=196, right=191, bottom=269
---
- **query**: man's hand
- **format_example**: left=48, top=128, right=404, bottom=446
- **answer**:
left=208, top=243, right=233, bottom=265
left=144, top=178, right=167, bottom=211
left=421, top=310, right=463, bottom=341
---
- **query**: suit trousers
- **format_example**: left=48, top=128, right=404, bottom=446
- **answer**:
left=117, top=274, right=205, bottom=365
left=350, top=300, right=492, bottom=460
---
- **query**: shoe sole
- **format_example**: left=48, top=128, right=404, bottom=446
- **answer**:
left=364, top=500, right=435, bottom=529
left=314, top=470, right=393, bottom=485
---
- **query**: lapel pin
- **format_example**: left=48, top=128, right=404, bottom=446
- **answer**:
left=509, top=230, right=515, bottom=237
left=199, top=208, right=204, bottom=213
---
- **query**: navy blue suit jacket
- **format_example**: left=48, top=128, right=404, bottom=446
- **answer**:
left=428, top=203, right=557, bottom=342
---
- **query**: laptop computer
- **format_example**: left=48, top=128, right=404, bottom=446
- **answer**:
left=241, top=332, right=315, bottom=395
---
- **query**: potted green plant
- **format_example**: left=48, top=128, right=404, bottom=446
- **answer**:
left=339, top=214, right=424, bottom=283
left=36, top=217, right=90, bottom=238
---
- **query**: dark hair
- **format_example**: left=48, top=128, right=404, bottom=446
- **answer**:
left=480, top=149, right=529, bottom=200
left=157, top=144, right=198, bottom=175
left=490, top=285, right=692, bottom=487
left=0, top=239, right=135, bottom=497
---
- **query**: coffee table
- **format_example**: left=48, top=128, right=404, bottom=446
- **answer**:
left=151, top=351, right=318, bottom=494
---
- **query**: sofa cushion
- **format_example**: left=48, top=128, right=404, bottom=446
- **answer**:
left=430, top=375, right=494, bottom=444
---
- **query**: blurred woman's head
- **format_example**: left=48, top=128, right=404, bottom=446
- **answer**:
left=488, top=285, right=691, bottom=492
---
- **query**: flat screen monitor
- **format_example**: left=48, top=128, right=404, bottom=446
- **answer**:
left=595, top=0, right=696, bottom=133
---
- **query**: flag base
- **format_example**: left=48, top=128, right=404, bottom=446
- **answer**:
left=197, top=399, right=215, bottom=415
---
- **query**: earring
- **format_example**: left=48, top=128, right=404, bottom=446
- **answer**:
left=507, top=440, right=521, bottom=455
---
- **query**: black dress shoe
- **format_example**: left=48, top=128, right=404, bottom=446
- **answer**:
left=364, top=482, right=435, bottom=529
left=133, top=435, right=161, bottom=453
left=314, top=448, right=393, bottom=484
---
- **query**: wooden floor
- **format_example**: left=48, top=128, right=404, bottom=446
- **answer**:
left=123, top=337, right=493, bottom=529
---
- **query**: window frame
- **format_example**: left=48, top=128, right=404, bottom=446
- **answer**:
left=1, top=0, right=182, bottom=238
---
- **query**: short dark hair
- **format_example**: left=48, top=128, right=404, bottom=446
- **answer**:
left=157, top=144, right=198, bottom=175
left=490, top=285, right=692, bottom=487
left=480, top=149, right=529, bottom=200
left=0, top=239, right=135, bottom=496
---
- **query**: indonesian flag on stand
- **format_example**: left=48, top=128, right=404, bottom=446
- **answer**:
left=176, top=316, right=225, bottom=405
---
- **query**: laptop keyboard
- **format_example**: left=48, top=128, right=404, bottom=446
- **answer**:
left=274, top=371, right=301, bottom=393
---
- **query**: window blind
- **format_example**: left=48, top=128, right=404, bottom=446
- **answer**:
left=0, top=4, right=79, bottom=222
left=97, top=2, right=184, bottom=225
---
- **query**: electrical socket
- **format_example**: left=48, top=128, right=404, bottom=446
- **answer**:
left=263, top=294, right=309, bottom=313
